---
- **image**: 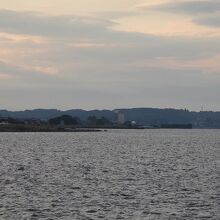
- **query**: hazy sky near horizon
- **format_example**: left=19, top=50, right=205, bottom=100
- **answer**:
left=0, top=0, right=220, bottom=111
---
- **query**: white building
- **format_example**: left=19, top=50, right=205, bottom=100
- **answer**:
left=115, top=111, right=125, bottom=125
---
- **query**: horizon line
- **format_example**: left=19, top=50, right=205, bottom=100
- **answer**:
left=0, top=107, right=219, bottom=113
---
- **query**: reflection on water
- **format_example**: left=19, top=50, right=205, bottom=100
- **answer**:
left=0, top=130, right=219, bottom=219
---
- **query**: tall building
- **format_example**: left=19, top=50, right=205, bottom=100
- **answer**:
left=115, top=111, right=125, bottom=125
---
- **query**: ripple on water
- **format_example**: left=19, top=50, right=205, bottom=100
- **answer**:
left=0, top=130, right=219, bottom=219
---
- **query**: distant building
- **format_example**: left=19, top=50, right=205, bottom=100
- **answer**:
left=115, top=111, right=125, bottom=125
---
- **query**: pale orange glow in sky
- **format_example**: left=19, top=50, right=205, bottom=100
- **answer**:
left=113, top=13, right=220, bottom=37
left=0, top=0, right=219, bottom=38
left=0, top=0, right=141, bottom=14
left=1, top=0, right=219, bottom=37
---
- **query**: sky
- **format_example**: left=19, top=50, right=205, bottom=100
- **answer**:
left=0, top=0, right=220, bottom=111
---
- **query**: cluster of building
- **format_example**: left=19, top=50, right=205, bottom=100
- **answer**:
left=0, top=117, right=42, bottom=125
left=114, top=111, right=137, bottom=126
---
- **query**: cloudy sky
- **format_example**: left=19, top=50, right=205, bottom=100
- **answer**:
left=0, top=0, right=220, bottom=110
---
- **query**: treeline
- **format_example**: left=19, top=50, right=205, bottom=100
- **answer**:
left=1, top=108, right=220, bottom=128
left=48, top=115, right=113, bottom=127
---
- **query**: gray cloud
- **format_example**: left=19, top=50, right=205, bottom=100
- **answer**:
left=1, top=9, right=220, bottom=73
left=0, top=9, right=219, bottom=59
left=0, top=9, right=115, bottom=39
left=148, top=0, right=220, bottom=14
left=194, top=14, right=220, bottom=27
left=141, top=1, right=220, bottom=28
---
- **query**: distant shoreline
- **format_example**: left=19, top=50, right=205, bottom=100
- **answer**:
left=0, top=124, right=107, bottom=132
left=0, top=123, right=197, bottom=132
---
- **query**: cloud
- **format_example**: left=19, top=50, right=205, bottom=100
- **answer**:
left=0, top=9, right=220, bottom=81
left=0, top=9, right=190, bottom=47
left=147, top=0, right=220, bottom=15
left=139, top=0, right=220, bottom=29
left=0, top=60, right=59, bottom=79
left=0, top=9, right=220, bottom=69
left=0, top=9, right=176, bottom=43
left=0, top=9, right=115, bottom=39
left=194, top=13, right=220, bottom=27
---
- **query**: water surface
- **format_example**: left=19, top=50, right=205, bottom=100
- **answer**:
left=0, top=130, right=219, bottom=219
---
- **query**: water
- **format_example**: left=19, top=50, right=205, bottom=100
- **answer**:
left=0, top=130, right=219, bottom=220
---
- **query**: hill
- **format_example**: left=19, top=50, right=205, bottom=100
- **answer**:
left=1, top=108, right=220, bottom=128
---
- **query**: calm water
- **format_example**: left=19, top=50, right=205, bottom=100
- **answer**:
left=0, top=130, right=219, bottom=220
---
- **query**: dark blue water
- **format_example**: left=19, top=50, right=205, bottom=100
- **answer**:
left=0, top=130, right=219, bottom=219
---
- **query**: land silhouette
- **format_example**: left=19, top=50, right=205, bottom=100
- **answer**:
left=0, top=108, right=220, bottom=129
